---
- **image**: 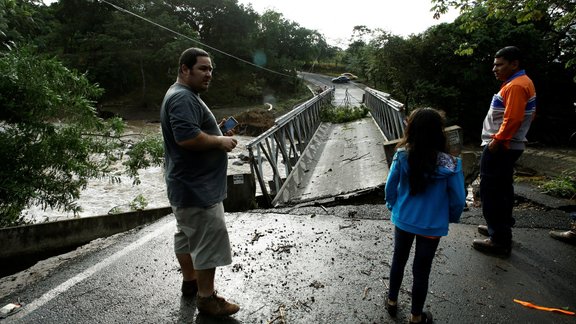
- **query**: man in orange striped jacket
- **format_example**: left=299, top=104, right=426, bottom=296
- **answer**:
left=473, top=46, right=536, bottom=256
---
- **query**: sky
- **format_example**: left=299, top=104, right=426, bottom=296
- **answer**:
left=237, top=0, right=459, bottom=47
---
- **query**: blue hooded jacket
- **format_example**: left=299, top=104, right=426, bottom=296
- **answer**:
left=385, top=148, right=466, bottom=236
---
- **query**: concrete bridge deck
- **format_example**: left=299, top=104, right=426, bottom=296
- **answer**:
left=273, top=116, right=389, bottom=206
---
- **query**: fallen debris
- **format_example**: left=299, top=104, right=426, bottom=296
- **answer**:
left=1, top=302, right=23, bottom=319
left=362, top=286, right=372, bottom=300
left=267, top=305, right=286, bottom=324
left=513, top=299, right=575, bottom=316
left=251, top=230, right=265, bottom=244
left=309, top=280, right=325, bottom=289
left=272, top=244, right=294, bottom=253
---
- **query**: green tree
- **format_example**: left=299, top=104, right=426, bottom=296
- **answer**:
left=0, top=47, right=163, bottom=227
left=0, top=0, right=53, bottom=49
left=253, top=10, right=309, bottom=68
left=41, top=0, right=195, bottom=103
left=431, top=0, right=576, bottom=68
left=341, top=25, right=373, bottom=76
left=39, top=0, right=312, bottom=108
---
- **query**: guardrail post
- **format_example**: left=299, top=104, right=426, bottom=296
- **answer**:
left=383, top=139, right=401, bottom=168
left=224, top=173, right=256, bottom=211
left=445, top=125, right=463, bottom=156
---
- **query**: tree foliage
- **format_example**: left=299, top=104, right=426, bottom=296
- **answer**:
left=0, top=46, right=163, bottom=227
left=431, top=0, right=576, bottom=68
left=343, top=2, right=575, bottom=144
left=33, top=0, right=329, bottom=107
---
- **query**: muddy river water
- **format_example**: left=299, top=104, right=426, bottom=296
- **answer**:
left=22, top=120, right=258, bottom=223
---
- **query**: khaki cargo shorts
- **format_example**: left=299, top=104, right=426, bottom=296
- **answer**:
left=173, top=202, right=232, bottom=270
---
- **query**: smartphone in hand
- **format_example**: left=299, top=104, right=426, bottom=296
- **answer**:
left=220, top=116, right=238, bottom=133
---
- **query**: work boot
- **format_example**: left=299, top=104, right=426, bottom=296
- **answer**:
left=549, top=227, right=576, bottom=245
left=472, top=238, right=511, bottom=256
left=477, top=225, right=489, bottom=237
left=197, top=291, right=240, bottom=317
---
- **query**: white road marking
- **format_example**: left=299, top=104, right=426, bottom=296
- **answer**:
left=8, top=220, right=174, bottom=321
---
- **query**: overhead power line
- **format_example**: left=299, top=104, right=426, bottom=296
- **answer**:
left=100, top=0, right=292, bottom=78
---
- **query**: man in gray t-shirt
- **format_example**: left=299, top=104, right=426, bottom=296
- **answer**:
left=160, top=47, right=239, bottom=317
left=161, top=83, right=227, bottom=207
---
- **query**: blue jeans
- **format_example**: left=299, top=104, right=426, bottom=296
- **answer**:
left=480, top=146, right=523, bottom=246
left=388, top=226, right=440, bottom=315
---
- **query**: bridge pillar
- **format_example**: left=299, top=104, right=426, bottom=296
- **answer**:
left=224, top=173, right=256, bottom=211
left=383, top=139, right=401, bottom=168
left=445, top=125, right=463, bottom=156
left=383, top=126, right=463, bottom=168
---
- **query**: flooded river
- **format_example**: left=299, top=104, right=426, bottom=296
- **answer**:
left=22, top=120, right=257, bottom=223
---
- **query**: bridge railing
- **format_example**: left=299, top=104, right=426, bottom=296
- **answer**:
left=364, top=87, right=406, bottom=141
left=246, top=87, right=334, bottom=207
left=364, top=87, right=464, bottom=165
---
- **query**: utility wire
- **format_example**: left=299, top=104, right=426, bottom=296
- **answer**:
left=100, top=0, right=292, bottom=78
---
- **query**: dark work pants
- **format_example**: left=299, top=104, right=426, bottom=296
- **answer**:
left=480, top=146, right=523, bottom=246
left=388, top=227, right=440, bottom=316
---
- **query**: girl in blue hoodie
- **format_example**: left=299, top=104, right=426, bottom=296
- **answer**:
left=384, top=108, right=466, bottom=324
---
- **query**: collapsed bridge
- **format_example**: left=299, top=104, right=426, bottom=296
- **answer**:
left=244, top=79, right=462, bottom=208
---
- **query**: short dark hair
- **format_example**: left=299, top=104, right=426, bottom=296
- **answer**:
left=495, top=46, right=523, bottom=67
left=178, top=47, right=210, bottom=72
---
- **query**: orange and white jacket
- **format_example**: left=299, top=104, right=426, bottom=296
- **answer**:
left=481, top=70, right=536, bottom=150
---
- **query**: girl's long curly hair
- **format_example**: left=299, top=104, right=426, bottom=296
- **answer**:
left=397, top=108, right=448, bottom=195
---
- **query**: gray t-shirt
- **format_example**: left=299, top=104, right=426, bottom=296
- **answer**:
left=160, top=83, right=227, bottom=207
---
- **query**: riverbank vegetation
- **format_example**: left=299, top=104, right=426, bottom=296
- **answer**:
left=540, top=174, right=576, bottom=200
left=321, top=105, right=369, bottom=124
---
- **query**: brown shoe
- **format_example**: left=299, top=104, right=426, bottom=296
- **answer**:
left=385, top=298, right=397, bottom=317
left=472, top=238, right=511, bottom=256
left=409, top=311, right=434, bottom=323
left=477, top=225, right=489, bottom=237
left=549, top=230, right=576, bottom=245
left=197, top=291, right=240, bottom=317
left=181, top=280, right=198, bottom=297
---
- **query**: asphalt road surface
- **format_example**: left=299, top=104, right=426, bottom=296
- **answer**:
left=1, top=203, right=575, bottom=323
left=299, top=72, right=365, bottom=107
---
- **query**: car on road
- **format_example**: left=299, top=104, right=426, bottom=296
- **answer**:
left=331, top=76, right=350, bottom=83
left=340, top=72, right=358, bottom=80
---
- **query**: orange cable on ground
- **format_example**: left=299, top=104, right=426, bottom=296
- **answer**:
left=513, top=299, right=575, bottom=316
